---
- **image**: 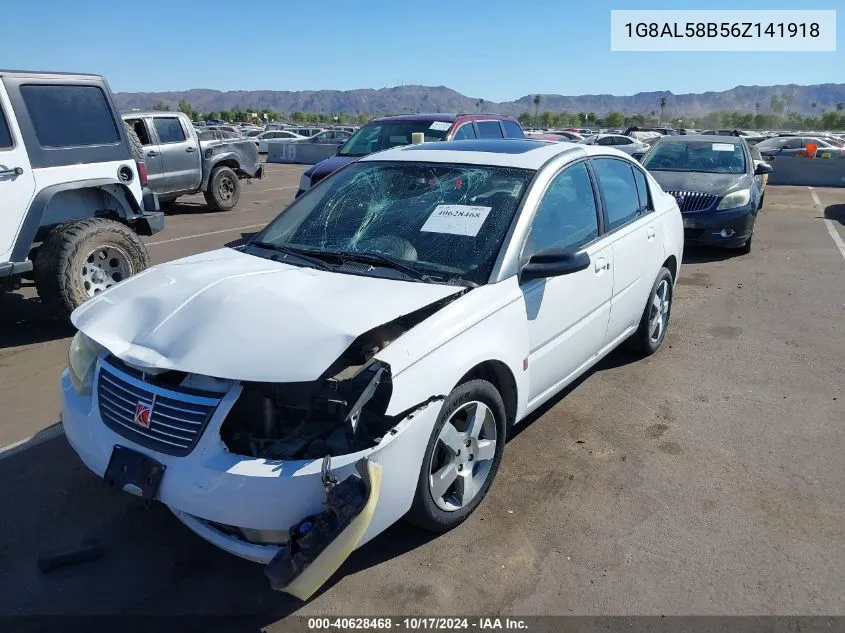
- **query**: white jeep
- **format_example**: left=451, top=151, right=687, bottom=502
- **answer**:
left=0, top=70, right=163, bottom=317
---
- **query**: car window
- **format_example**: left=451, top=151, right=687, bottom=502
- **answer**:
left=340, top=121, right=449, bottom=157
left=20, top=84, right=119, bottom=148
left=784, top=138, right=803, bottom=149
left=593, top=158, right=641, bottom=231
left=452, top=123, right=476, bottom=140
left=153, top=117, right=187, bottom=144
left=596, top=136, right=614, bottom=146
left=527, top=162, right=599, bottom=255
left=615, top=136, right=633, bottom=145
left=0, top=104, right=14, bottom=149
left=476, top=120, right=504, bottom=139
left=501, top=119, right=523, bottom=138
left=631, top=166, right=651, bottom=214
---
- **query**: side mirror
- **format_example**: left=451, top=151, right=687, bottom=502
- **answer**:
left=754, top=162, right=773, bottom=175
left=520, top=247, right=591, bottom=283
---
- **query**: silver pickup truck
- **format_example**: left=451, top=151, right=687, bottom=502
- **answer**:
left=123, top=111, right=262, bottom=211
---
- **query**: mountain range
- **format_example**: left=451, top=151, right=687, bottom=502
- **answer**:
left=113, top=83, right=845, bottom=117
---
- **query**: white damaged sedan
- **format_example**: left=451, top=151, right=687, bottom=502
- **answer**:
left=61, top=138, right=683, bottom=598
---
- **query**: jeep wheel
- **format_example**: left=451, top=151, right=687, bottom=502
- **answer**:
left=204, top=166, right=240, bottom=211
left=34, top=218, right=150, bottom=318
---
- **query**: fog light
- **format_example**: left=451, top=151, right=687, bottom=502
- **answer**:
left=717, top=229, right=735, bottom=238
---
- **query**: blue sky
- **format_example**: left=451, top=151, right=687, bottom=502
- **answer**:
left=1, top=0, right=841, bottom=100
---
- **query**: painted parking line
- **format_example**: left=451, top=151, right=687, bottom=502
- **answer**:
left=146, top=223, right=266, bottom=247
left=246, top=185, right=298, bottom=193
left=0, top=422, right=64, bottom=462
left=808, top=186, right=845, bottom=262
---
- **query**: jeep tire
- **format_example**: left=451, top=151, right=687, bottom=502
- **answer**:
left=33, top=218, right=150, bottom=318
left=204, top=166, right=240, bottom=211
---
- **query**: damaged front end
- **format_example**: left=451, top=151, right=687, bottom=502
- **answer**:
left=265, top=457, right=382, bottom=600
left=220, top=293, right=457, bottom=460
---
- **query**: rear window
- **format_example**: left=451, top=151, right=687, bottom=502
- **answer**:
left=0, top=104, right=12, bottom=149
left=476, top=120, right=504, bottom=139
left=20, top=84, right=119, bottom=148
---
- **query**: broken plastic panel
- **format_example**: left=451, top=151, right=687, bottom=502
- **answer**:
left=220, top=293, right=461, bottom=460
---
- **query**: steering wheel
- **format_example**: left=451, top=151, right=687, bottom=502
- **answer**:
left=357, top=236, right=418, bottom=261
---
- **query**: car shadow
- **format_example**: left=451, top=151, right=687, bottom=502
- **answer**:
left=682, top=245, right=746, bottom=264
left=160, top=199, right=214, bottom=216
left=824, top=204, right=845, bottom=227
left=224, top=232, right=258, bottom=248
left=0, top=285, right=73, bottom=349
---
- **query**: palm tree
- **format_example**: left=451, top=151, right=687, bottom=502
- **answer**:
left=476, top=99, right=485, bottom=112
left=837, top=102, right=844, bottom=112
left=755, top=101, right=761, bottom=115
left=533, top=95, right=542, bottom=118
left=659, top=97, right=667, bottom=123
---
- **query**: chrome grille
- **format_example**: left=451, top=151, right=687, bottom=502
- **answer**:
left=665, top=190, right=718, bottom=213
left=97, top=360, right=221, bottom=457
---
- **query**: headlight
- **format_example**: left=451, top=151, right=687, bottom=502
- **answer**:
left=716, top=189, right=751, bottom=210
left=68, top=332, right=98, bottom=395
left=298, top=173, right=312, bottom=192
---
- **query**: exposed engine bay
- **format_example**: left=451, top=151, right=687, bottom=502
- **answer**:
left=220, top=293, right=461, bottom=459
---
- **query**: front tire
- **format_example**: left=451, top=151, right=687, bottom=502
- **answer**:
left=628, top=267, right=673, bottom=356
left=204, top=166, right=240, bottom=211
left=407, top=379, right=507, bottom=532
left=33, top=218, right=150, bottom=318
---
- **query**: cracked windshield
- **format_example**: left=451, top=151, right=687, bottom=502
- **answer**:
left=254, top=161, right=534, bottom=285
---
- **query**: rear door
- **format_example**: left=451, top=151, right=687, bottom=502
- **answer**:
left=0, top=79, right=36, bottom=262
left=591, top=156, right=664, bottom=348
left=522, top=160, right=613, bottom=407
left=124, top=116, right=167, bottom=192
left=152, top=115, right=200, bottom=193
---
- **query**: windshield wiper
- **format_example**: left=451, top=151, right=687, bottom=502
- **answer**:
left=248, top=241, right=331, bottom=270
left=330, top=251, right=437, bottom=283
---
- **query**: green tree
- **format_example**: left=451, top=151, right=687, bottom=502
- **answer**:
left=539, top=111, right=555, bottom=128
left=532, top=95, right=542, bottom=118
left=517, top=112, right=534, bottom=127
left=153, top=100, right=170, bottom=111
left=177, top=100, right=195, bottom=119
left=837, top=102, right=844, bottom=112
left=604, top=111, right=625, bottom=127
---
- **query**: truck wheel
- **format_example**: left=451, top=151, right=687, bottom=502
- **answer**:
left=204, top=166, right=240, bottom=211
left=123, top=122, right=145, bottom=163
left=33, top=218, right=150, bottom=318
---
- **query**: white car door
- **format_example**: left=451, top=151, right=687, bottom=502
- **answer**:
left=521, top=160, right=614, bottom=408
left=0, top=82, right=36, bottom=262
left=591, top=156, right=665, bottom=348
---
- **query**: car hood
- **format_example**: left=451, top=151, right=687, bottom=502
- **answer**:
left=648, top=170, right=749, bottom=195
left=305, top=155, right=356, bottom=184
left=71, top=248, right=463, bottom=383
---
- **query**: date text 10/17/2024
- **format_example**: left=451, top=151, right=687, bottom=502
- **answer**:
left=306, top=617, right=529, bottom=630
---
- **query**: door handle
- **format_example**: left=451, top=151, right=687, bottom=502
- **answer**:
left=186, top=146, right=196, bottom=153
left=147, top=150, right=159, bottom=157
left=594, top=258, right=611, bottom=273
left=647, top=226, right=656, bottom=241
left=0, top=166, right=23, bottom=177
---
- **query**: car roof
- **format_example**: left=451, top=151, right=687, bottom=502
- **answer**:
left=0, top=69, right=103, bottom=80
left=658, top=134, right=745, bottom=144
left=369, top=113, right=516, bottom=124
left=359, top=138, right=614, bottom=169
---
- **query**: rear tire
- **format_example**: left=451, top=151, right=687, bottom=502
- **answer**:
left=204, top=166, right=240, bottom=211
left=627, top=267, right=673, bottom=357
left=33, top=218, right=150, bottom=318
left=407, top=379, right=507, bottom=533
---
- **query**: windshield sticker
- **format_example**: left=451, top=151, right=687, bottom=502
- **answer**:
left=421, top=205, right=492, bottom=237
left=712, top=143, right=736, bottom=152
left=429, top=121, right=452, bottom=131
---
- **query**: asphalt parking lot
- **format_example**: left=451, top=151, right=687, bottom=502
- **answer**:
left=0, top=163, right=843, bottom=626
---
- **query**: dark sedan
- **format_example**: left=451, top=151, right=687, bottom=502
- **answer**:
left=641, top=135, right=772, bottom=254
